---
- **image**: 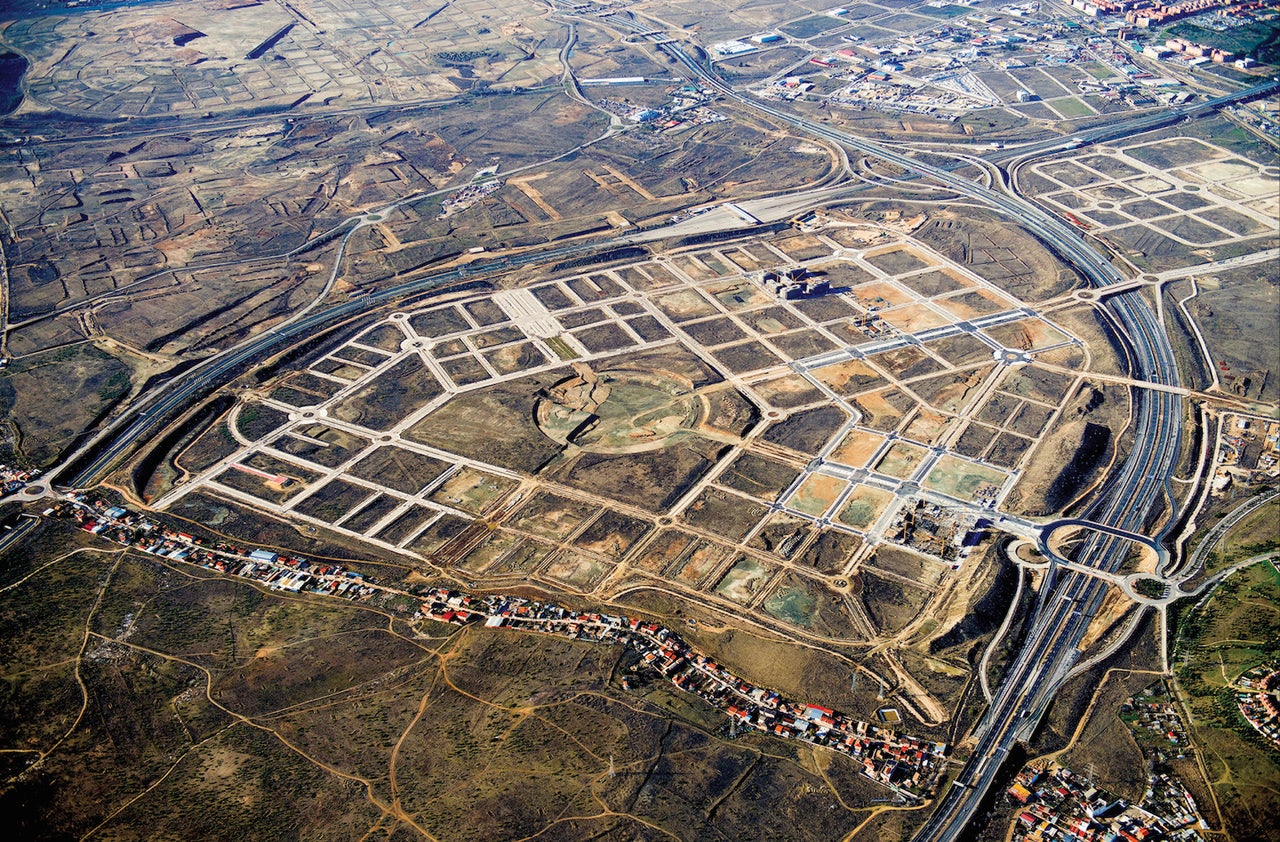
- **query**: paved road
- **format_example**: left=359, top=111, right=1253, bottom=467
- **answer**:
left=0, top=513, right=38, bottom=556
left=987, top=80, right=1280, bottom=166
left=1181, top=489, right=1280, bottom=582
left=589, top=12, right=1210, bottom=838
left=52, top=239, right=599, bottom=488
left=41, top=13, right=1261, bottom=834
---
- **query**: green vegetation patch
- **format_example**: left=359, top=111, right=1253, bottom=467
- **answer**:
left=761, top=573, right=863, bottom=638
left=714, top=555, right=777, bottom=604
left=837, top=485, right=896, bottom=530
left=1173, top=560, right=1280, bottom=841
left=920, top=4, right=970, bottom=18
left=780, top=15, right=846, bottom=38
left=1198, top=497, right=1280, bottom=578
left=789, top=473, right=846, bottom=518
left=1166, top=20, right=1280, bottom=62
left=1133, top=577, right=1167, bottom=599
left=875, top=442, right=928, bottom=480
left=763, top=578, right=819, bottom=626
left=1051, top=96, right=1094, bottom=119
left=922, top=455, right=1006, bottom=501
left=545, top=335, right=579, bottom=360
left=0, top=343, right=132, bottom=466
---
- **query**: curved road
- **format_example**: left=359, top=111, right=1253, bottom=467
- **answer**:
left=591, top=13, right=1222, bottom=839
left=54, top=238, right=603, bottom=488
left=45, top=12, right=1268, bottom=837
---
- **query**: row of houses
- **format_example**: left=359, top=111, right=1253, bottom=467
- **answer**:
left=419, top=585, right=949, bottom=799
left=52, top=495, right=947, bottom=798
left=1235, top=665, right=1280, bottom=749
left=52, top=496, right=378, bottom=600
left=1124, top=0, right=1269, bottom=27
left=0, top=462, right=41, bottom=496
left=1008, top=763, right=1204, bottom=841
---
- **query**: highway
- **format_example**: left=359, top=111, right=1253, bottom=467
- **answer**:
left=42, top=11, right=1253, bottom=834
left=53, top=238, right=608, bottom=488
left=592, top=12, right=1203, bottom=839
left=0, top=513, right=39, bottom=557
left=987, top=79, right=1280, bottom=166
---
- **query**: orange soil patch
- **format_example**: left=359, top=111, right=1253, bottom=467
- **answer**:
left=675, top=542, right=733, bottom=586
left=812, top=358, right=883, bottom=393
left=902, top=409, right=951, bottom=445
left=831, top=429, right=886, bottom=467
left=706, top=279, right=772, bottom=309
left=773, top=234, right=828, bottom=260
left=862, top=244, right=933, bottom=263
left=986, top=318, right=1070, bottom=351
left=933, top=288, right=1018, bottom=320
left=655, top=289, right=717, bottom=318
left=923, top=366, right=994, bottom=414
left=851, top=387, right=907, bottom=427
left=850, top=281, right=913, bottom=308
left=673, top=256, right=715, bottom=281
left=790, top=474, right=846, bottom=517
left=722, top=249, right=764, bottom=271
left=878, top=303, right=953, bottom=332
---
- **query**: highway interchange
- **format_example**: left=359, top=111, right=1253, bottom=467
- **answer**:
left=598, top=10, right=1273, bottom=838
left=28, top=7, right=1278, bottom=838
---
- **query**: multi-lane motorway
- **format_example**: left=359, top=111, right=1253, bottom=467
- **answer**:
left=54, top=240, right=603, bottom=487
left=588, top=12, right=1241, bottom=838
left=41, top=11, right=1271, bottom=836
left=987, top=80, right=1280, bottom=165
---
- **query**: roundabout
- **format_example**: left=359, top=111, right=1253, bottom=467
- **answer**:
left=535, top=367, right=706, bottom=454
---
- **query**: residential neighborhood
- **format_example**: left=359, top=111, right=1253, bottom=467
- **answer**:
left=50, top=492, right=948, bottom=800
left=1235, top=664, right=1280, bottom=749
left=1006, top=762, right=1206, bottom=842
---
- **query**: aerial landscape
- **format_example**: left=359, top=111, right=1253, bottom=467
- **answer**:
left=0, top=0, right=1276, bottom=839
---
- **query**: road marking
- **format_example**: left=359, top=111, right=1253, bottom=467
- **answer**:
left=492, top=289, right=563, bottom=338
